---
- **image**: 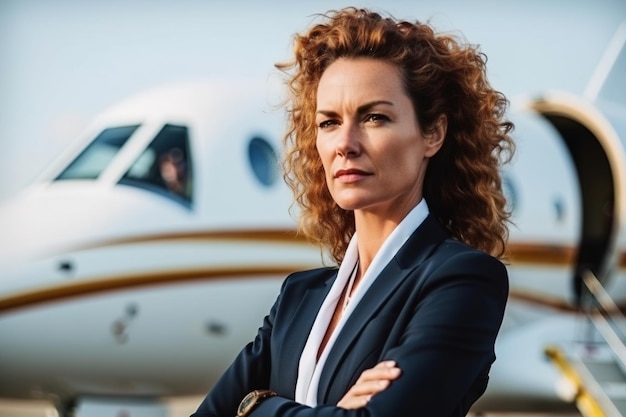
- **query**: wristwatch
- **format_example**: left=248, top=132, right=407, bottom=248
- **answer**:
left=236, top=389, right=277, bottom=417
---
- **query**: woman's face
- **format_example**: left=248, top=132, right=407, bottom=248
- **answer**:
left=315, top=58, right=444, bottom=219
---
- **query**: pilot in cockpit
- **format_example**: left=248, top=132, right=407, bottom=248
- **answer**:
left=158, top=147, right=189, bottom=199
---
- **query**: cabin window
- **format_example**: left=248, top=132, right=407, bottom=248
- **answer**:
left=503, top=174, right=518, bottom=214
left=56, top=125, right=140, bottom=180
left=248, top=136, right=278, bottom=187
left=120, top=124, right=193, bottom=207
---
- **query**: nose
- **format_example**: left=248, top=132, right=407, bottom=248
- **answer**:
left=336, top=122, right=361, bottom=158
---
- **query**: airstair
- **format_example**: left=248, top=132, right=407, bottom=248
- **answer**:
left=546, top=270, right=626, bottom=417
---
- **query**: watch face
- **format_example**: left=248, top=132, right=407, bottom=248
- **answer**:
left=237, top=390, right=276, bottom=416
left=238, top=391, right=256, bottom=414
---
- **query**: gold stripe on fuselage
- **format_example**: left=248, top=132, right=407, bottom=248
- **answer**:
left=0, top=266, right=308, bottom=313
left=41, top=229, right=618, bottom=268
left=507, top=242, right=577, bottom=265
left=1, top=231, right=624, bottom=314
left=48, top=229, right=312, bottom=255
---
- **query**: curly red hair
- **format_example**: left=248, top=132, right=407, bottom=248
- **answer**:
left=277, top=7, right=514, bottom=263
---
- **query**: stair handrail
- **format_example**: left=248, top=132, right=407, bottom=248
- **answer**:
left=582, top=269, right=626, bottom=371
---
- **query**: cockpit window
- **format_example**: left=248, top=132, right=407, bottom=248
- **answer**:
left=56, top=125, right=139, bottom=180
left=119, top=124, right=193, bottom=207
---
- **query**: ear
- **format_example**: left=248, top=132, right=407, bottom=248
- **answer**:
left=424, top=115, right=447, bottom=157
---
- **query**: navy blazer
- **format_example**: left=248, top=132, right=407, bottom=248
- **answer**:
left=191, top=215, right=508, bottom=417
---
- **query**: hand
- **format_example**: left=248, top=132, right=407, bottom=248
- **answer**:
left=337, top=360, right=402, bottom=409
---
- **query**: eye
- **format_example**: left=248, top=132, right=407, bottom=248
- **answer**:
left=363, top=113, right=390, bottom=124
left=318, top=119, right=339, bottom=129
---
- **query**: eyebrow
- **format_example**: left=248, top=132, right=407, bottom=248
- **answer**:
left=316, top=100, right=395, bottom=117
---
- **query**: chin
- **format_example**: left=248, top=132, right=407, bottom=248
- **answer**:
left=334, top=200, right=371, bottom=212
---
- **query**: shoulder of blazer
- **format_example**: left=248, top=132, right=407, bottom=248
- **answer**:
left=281, top=266, right=338, bottom=293
left=395, top=215, right=508, bottom=288
left=427, top=239, right=508, bottom=275
left=394, top=214, right=450, bottom=270
left=420, top=238, right=509, bottom=297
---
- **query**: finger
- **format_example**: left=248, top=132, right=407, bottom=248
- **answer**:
left=374, top=360, right=397, bottom=369
left=337, top=394, right=371, bottom=409
left=338, top=362, right=402, bottom=409
left=356, top=364, right=401, bottom=384
left=346, top=379, right=392, bottom=396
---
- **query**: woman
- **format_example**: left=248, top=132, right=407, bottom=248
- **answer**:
left=192, top=7, right=513, bottom=417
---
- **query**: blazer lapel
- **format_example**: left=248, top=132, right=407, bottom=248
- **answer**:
left=275, top=269, right=337, bottom=396
left=317, top=215, right=449, bottom=403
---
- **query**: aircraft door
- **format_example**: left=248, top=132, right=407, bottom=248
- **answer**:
left=529, top=94, right=625, bottom=304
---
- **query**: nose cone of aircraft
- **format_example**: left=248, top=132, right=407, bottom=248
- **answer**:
left=0, top=181, right=191, bottom=269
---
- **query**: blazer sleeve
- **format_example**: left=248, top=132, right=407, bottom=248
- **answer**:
left=191, top=267, right=337, bottom=417
left=372, top=249, right=508, bottom=415
left=245, top=249, right=508, bottom=417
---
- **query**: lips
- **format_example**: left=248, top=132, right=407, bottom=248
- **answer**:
left=334, top=168, right=371, bottom=182
left=335, top=168, right=368, bottom=177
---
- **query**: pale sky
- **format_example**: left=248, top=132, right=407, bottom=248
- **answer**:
left=1, top=0, right=625, bottom=200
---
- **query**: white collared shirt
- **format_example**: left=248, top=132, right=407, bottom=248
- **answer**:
left=294, top=199, right=430, bottom=406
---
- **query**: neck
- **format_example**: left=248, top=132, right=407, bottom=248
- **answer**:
left=353, top=214, right=401, bottom=276
left=353, top=198, right=422, bottom=275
